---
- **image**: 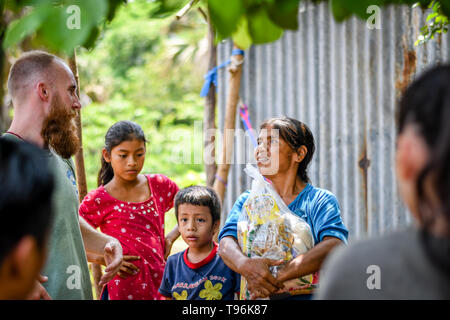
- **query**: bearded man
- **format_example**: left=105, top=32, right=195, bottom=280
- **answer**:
left=1, top=50, right=123, bottom=300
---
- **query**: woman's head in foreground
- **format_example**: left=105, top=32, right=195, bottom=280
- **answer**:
left=396, top=65, right=450, bottom=237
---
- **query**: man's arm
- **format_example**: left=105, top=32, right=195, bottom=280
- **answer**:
left=79, top=216, right=123, bottom=286
left=276, top=236, right=343, bottom=283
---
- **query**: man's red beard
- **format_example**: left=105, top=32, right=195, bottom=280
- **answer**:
left=41, top=95, right=80, bottom=159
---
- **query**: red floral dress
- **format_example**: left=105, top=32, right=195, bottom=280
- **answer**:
left=79, top=174, right=179, bottom=300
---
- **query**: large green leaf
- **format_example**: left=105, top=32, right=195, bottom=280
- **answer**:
left=231, top=16, right=252, bottom=49
left=330, top=0, right=355, bottom=22
left=243, top=0, right=276, bottom=7
left=267, top=0, right=300, bottom=30
left=4, top=0, right=113, bottom=54
left=38, top=0, right=108, bottom=54
left=208, top=0, right=244, bottom=39
left=440, top=0, right=450, bottom=18
left=150, top=0, right=187, bottom=19
left=247, top=6, right=283, bottom=44
left=3, top=4, right=50, bottom=49
left=331, top=0, right=384, bottom=22
left=106, top=0, right=126, bottom=22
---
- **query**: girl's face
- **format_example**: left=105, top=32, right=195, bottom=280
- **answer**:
left=177, top=204, right=218, bottom=250
left=103, top=138, right=146, bottom=182
left=255, top=125, right=301, bottom=178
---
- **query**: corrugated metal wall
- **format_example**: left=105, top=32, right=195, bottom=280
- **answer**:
left=216, top=2, right=450, bottom=241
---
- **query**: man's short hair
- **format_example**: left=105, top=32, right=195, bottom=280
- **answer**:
left=7, top=50, right=62, bottom=100
left=0, top=138, right=54, bottom=265
left=174, top=186, right=221, bottom=223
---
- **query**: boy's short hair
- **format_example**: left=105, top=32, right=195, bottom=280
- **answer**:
left=0, top=138, right=54, bottom=265
left=174, top=186, right=221, bottom=223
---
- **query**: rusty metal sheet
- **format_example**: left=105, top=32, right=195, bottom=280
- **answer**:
left=216, top=2, right=449, bottom=241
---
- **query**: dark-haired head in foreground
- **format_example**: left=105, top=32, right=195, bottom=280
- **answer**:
left=396, top=65, right=450, bottom=239
left=0, top=138, right=54, bottom=299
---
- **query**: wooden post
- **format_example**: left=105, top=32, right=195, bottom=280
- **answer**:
left=213, top=45, right=244, bottom=207
left=175, top=0, right=200, bottom=20
left=204, top=19, right=217, bottom=188
left=68, top=49, right=103, bottom=300
left=68, top=50, right=88, bottom=202
left=0, top=3, right=8, bottom=133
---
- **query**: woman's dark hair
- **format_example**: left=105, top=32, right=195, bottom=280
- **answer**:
left=397, top=65, right=450, bottom=272
left=260, top=117, right=315, bottom=183
left=97, top=120, right=147, bottom=186
left=174, top=186, right=221, bottom=224
left=0, top=138, right=54, bottom=264
left=398, top=65, right=450, bottom=232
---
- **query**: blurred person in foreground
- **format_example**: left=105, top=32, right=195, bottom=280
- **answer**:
left=316, top=65, right=450, bottom=299
left=0, top=138, right=53, bottom=299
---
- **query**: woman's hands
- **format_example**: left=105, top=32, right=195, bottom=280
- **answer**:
left=219, top=236, right=284, bottom=299
left=117, top=255, right=141, bottom=279
left=239, top=257, right=285, bottom=300
left=90, top=254, right=141, bottom=282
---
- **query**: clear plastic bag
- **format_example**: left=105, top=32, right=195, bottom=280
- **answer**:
left=237, top=164, right=315, bottom=300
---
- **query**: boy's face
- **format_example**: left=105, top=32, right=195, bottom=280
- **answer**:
left=177, top=204, right=218, bottom=250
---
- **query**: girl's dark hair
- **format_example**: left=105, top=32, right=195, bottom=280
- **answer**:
left=260, top=117, right=315, bottom=183
left=97, top=120, right=147, bottom=186
left=174, top=186, right=221, bottom=224
left=397, top=65, right=450, bottom=272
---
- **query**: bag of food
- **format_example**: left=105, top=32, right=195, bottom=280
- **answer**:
left=237, top=164, right=315, bottom=300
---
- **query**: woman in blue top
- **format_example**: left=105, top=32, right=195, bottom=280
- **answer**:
left=218, top=117, right=348, bottom=300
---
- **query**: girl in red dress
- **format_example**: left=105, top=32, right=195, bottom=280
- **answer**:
left=79, top=120, right=180, bottom=300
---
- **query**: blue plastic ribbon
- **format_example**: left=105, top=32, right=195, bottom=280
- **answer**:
left=200, top=49, right=245, bottom=97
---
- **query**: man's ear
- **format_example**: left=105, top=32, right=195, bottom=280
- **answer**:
left=102, top=148, right=111, bottom=163
left=36, top=82, right=50, bottom=102
left=396, top=128, right=429, bottom=182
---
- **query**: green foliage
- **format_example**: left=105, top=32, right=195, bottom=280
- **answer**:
left=247, top=6, right=283, bottom=44
left=150, top=0, right=188, bottom=18
left=5, top=0, right=450, bottom=55
left=77, top=0, right=206, bottom=195
left=415, top=1, right=449, bottom=45
left=330, top=0, right=384, bottom=22
left=3, top=0, right=125, bottom=55
left=206, top=0, right=450, bottom=47
left=207, top=0, right=243, bottom=39
left=195, top=0, right=450, bottom=48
